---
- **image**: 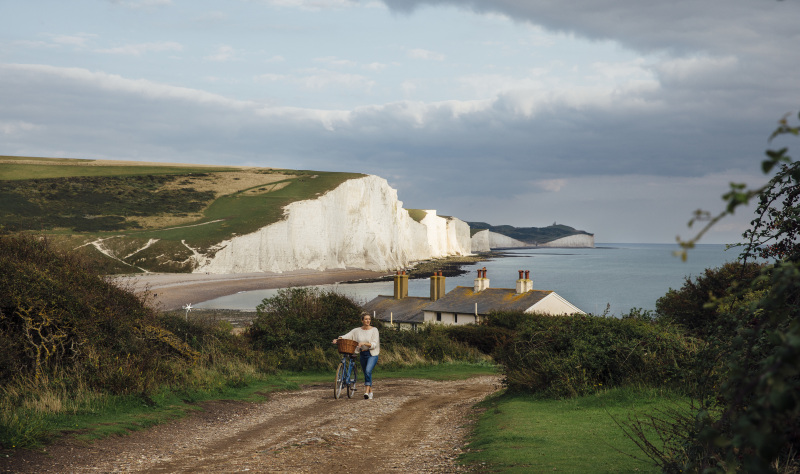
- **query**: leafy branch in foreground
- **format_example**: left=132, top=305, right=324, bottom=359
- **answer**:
left=675, top=113, right=800, bottom=261
left=630, top=113, right=800, bottom=473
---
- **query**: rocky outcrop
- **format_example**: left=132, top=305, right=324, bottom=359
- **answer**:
left=536, top=234, right=595, bottom=248
left=194, top=175, right=472, bottom=274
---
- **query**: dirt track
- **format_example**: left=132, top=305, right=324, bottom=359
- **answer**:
left=2, top=376, right=501, bottom=473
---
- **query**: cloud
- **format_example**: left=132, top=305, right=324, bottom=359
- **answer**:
left=364, top=62, right=388, bottom=71
left=264, top=0, right=359, bottom=10
left=1, top=64, right=253, bottom=109
left=314, top=56, right=357, bottom=67
left=379, top=0, right=800, bottom=57
left=50, top=33, right=97, bottom=48
left=296, top=68, right=376, bottom=90
left=12, top=40, right=60, bottom=50
left=106, top=0, right=172, bottom=8
left=254, top=73, right=288, bottom=82
left=407, top=48, right=445, bottom=61
left=96, top=41, right=183, bottom=56
left=653, top=55, right=739, bottom=85
left=0, top=121, right=41, bottom=135
left=204, top=45, right=238, bottom=62
left=536, top=179, right=566, bottom=192
left=192, top=11, right=228, bottom=23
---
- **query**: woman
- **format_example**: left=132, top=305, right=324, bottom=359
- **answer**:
left=333, top=313, right=380, bottom=399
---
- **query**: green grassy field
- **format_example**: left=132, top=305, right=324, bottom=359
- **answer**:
left=460, top=388, right=675, bottom=473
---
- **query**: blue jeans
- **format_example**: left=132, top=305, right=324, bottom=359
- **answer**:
left=360, top=351, right=378, bottom=387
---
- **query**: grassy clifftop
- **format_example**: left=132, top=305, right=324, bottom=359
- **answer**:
left=0, top=156, right=365, bottom=273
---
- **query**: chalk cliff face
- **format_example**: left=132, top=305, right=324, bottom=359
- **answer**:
left=471, top=230, right=595, bottom=251
left=537, top=234, right=595, bottom=248
left=194, top=175, right=472, bottom=274
left=471, top=230, right=527, bottom=252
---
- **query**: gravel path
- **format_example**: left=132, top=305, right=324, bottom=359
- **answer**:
left=2, top=376, right=501, bottom=473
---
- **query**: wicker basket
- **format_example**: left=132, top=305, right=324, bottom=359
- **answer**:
left=337, top=338, right=359, bottom=354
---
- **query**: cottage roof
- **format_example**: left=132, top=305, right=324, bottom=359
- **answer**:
left=423, top=286, right=552, bottom=315
left=363, top=296, right=430, bottom=323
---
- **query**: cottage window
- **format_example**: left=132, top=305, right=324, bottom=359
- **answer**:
left=454, top=314, right=458, bottom=323
left=436, top=312, right=441, bottom=322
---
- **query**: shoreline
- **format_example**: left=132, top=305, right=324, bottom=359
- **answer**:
left=112, top=268, right=390, bottom=311
left=111, top=253, right=503, bottom=312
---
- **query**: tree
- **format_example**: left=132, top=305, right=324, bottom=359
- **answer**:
left=741, top=159, right=800, bottom=261
left=629, top=114, right=800, bottom=473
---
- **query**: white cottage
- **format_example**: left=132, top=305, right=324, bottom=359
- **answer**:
left=364, top=269, right=584, bottom=328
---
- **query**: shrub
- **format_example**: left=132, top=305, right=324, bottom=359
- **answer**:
left=655, top=261, right=763, bottom=338
left=441, top=324, right=513, bottom=355
left=248, top=287, right=362, bottom=353
left=378, top=324, right=487, bottom=369
left=0, top=234, right=197, bottom=394
left=489, top=311, right=700, bottom=397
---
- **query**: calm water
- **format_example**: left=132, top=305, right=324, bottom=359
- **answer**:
left=195, top=243, right=739, bottom=316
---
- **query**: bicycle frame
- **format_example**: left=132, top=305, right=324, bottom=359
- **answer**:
left=334, top=353, right=358, bottom=399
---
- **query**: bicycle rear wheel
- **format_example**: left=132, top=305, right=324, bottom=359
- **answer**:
left=347, top=359, right=357, bottom=398
left=334, top=362, right=345, bottom=399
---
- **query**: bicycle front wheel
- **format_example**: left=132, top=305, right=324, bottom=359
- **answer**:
left=347, top=359, right=357, bottom=398
left=334, top=362, right=345, bottom=399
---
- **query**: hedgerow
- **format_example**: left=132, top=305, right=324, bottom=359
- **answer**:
left=450, top=311, right=700, bottom=398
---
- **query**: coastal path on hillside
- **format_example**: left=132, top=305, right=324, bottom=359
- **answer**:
left=2, top=376, right=501, bottom=473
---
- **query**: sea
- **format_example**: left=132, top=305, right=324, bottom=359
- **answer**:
left=195, top=243, right=741, bottom=316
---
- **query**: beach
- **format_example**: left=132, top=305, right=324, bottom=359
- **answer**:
left=111, top=268, right=389, bottom=311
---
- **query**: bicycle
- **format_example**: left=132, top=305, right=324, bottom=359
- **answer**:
left=334, top=338, right=359, bottom=399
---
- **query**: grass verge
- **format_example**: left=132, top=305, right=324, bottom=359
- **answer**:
left=460, top=387, right=679, bottom=473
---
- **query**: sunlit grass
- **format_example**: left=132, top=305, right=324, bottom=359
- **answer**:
left=460, top=387, right=678, bottom=473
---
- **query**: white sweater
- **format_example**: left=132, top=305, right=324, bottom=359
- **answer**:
left=340, top=327, right=380, bottom=356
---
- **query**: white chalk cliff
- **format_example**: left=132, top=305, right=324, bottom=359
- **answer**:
left=471, top=230, right=527, bottom=252
left=471, top=230, right=595, bottom=251
left=194, top=175, right=472, bottom=274
left=536, top=234, right=595, bottom=248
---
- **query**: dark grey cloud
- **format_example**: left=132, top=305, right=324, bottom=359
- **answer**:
left=378, top=0, right=800, bottom=56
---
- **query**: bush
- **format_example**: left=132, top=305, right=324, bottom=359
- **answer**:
left=0, top=234, right=198, bottom=395
left=655, top=261, right=763, bottom=338
left=441, top=324, right=513, bottom=355
left=248, top=287, right=362, bottom=353
left=489, top=311, right=701, bottom=397
left=378, top=324, right=488, bottom=368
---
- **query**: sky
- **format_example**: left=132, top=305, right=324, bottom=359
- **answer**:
left=1, top=0, right=799, bottom=244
